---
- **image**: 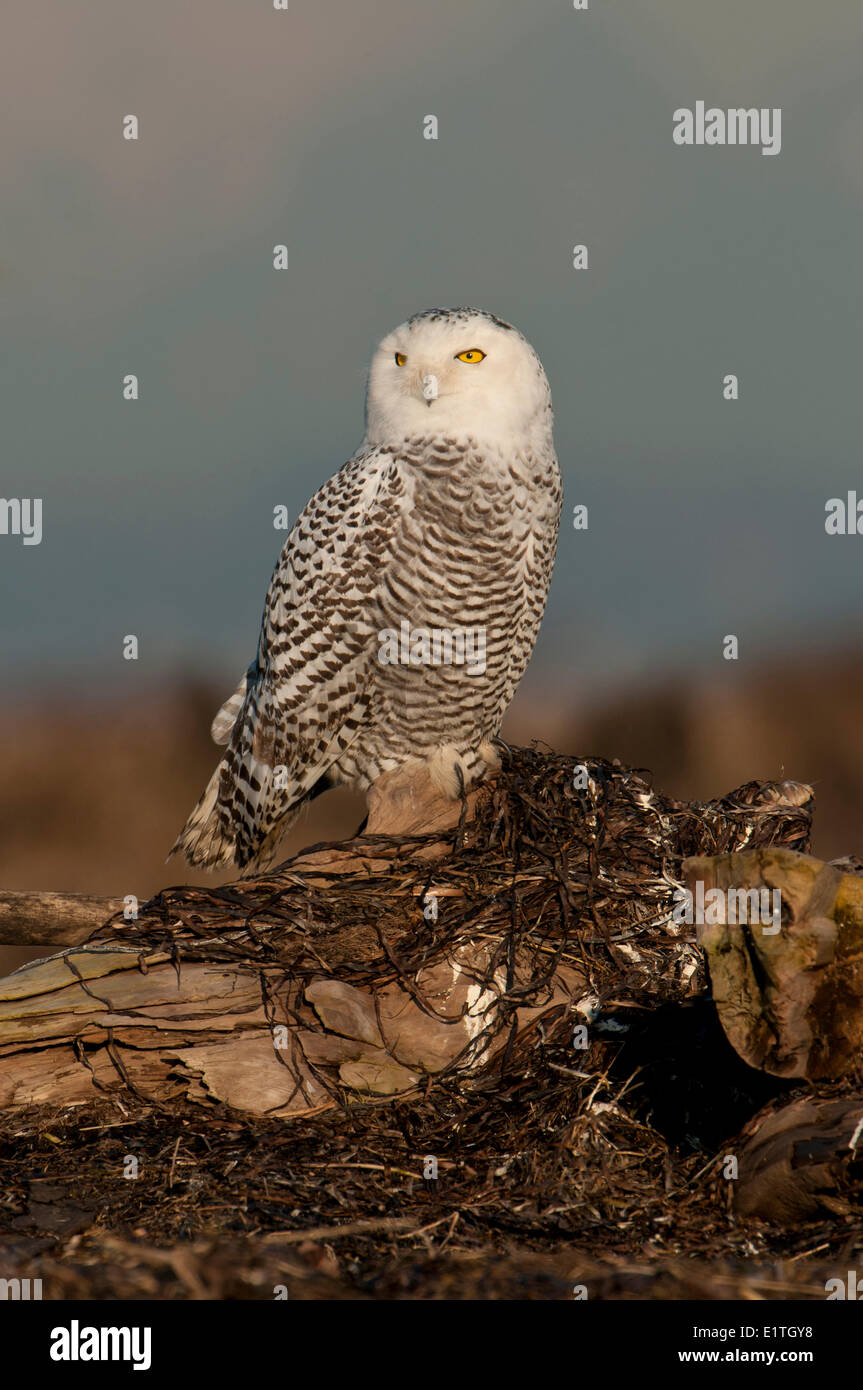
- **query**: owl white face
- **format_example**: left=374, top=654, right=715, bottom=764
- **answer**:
left=364, top=308, right=553, bottom=449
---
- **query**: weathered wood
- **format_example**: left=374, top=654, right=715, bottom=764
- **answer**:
left=0, top=937, right=584, bottom=1113
left=683, top=848, right=863, bottom=1079
left=0, top=892, right=124, bottom=946
left=0, top=767, right=581, bottom=1112
left=0, top=754, right=819, bottom=1118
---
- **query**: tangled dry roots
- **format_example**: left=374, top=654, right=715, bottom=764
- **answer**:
left=91, top=745, right=813, bottom=1091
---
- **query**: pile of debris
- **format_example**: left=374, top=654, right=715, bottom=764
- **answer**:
left=0, top=747, right=859, bottom=1298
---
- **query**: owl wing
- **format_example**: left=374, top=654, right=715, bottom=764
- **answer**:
left=497, top=460, right=562, bottom=718
left=172, top=447, right=410, bottom=870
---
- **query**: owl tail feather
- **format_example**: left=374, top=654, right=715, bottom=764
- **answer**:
left=168, top=764, right=238, bottom=870
left=169, top=761, right=314, bottom=876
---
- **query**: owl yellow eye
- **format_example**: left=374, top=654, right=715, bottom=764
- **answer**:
left=394, top=352, right=407, bottom=366
left=455, top=349, right=486, bottom=364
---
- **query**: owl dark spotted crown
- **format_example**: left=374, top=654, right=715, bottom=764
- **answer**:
left=406, top=307, right=516, bottom=333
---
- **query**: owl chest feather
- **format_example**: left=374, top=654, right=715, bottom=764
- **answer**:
left=360, top=439, right=559, bottom=726
left=393, top=437, right=559, bottom=586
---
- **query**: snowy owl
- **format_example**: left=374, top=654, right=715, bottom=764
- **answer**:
left=173, top=307, right=562, bottom=872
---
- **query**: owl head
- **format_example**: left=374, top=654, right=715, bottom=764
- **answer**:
left=364, top=307, right=553, bottom=450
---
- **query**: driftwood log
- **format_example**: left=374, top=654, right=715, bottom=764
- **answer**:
left=0, top=892, right=125, bottom=947
left=1, top=744, right=862, bottom=1274
left=0, top=748, right=824, bottom=1113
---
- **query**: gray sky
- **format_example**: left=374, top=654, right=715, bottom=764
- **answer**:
left=3, top=0, right=862, bottom=707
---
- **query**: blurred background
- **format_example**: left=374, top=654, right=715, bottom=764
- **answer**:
left=2, top=0, right=862, bottom=971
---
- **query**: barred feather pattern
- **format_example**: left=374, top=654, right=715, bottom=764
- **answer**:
left=172, top=309, right=562, bottom=873
left=172, top=438, right=560, bottom=872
